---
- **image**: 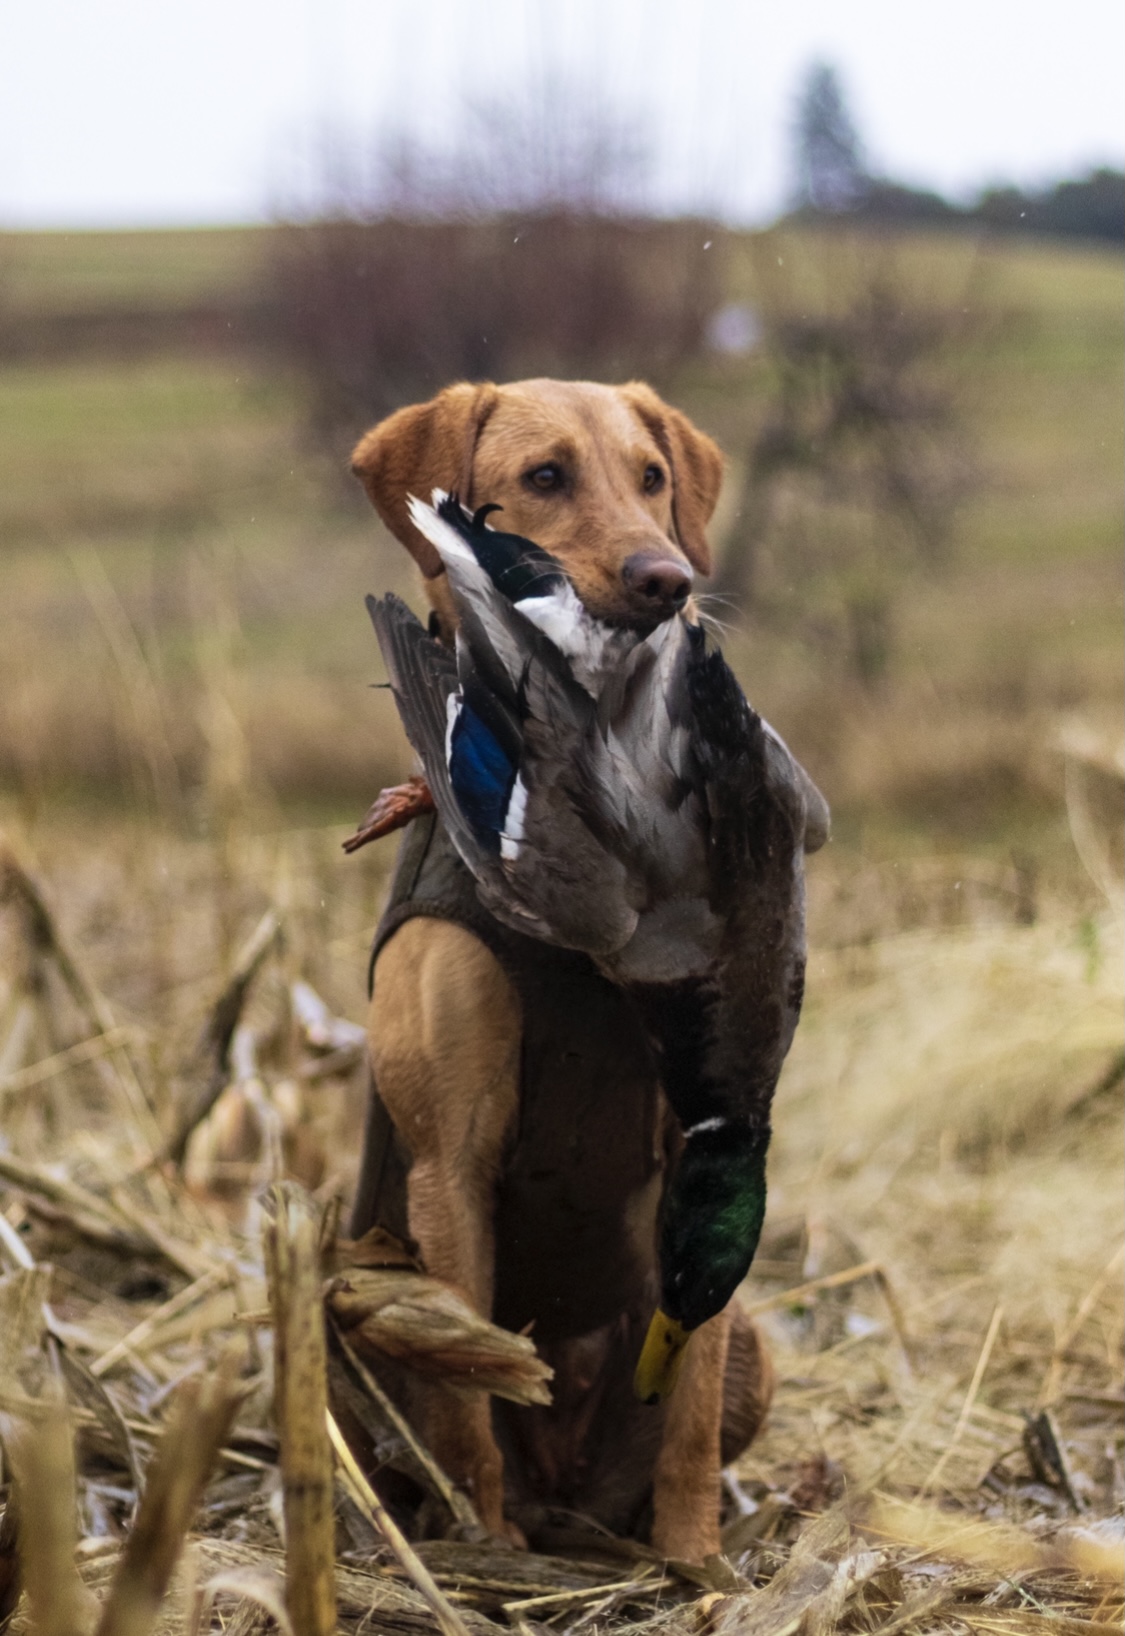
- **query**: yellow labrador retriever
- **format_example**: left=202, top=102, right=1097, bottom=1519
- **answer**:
left=349, top=380, right=773, bottom=1559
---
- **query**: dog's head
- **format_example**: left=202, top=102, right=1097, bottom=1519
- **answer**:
left=351, top=379, right=724, bottom=636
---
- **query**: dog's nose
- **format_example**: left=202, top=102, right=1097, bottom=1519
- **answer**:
left=622, top=552, right=693, bottom=613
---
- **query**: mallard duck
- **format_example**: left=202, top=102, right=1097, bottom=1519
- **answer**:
left=367, top=492, right=827, bottom=1400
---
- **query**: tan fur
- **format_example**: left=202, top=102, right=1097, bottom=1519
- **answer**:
left=722, top=1302, right=777, bottom=1465
left=359, top=380, right=770, bottom=1558
left=369, top=917, right=522, bottom=1539
left=352, top=382, right=500, bottom=580
left=351, top=378, right=723, bottom=636
left=651, top=1310, right=730, bottom=1557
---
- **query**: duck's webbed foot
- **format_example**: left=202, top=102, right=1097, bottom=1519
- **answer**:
left=342, top=774, right=436, bottom=853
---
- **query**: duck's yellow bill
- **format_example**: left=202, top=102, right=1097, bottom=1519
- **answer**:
left=634, top=1309, right=691, bottom=1403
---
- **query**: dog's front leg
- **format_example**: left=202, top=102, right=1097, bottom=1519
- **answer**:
left=650, top=1309, right=730, bottom=1560
left=370, top=917, right=521, bottom=1538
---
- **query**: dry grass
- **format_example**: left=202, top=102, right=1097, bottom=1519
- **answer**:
left=0, top=768, right=1120, bottom=1634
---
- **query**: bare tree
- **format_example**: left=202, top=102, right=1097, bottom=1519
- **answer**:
left=716, top=237, right=983, bottom=684
left=268, top=78, right=719, bottom=455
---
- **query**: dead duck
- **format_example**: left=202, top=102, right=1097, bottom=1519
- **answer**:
left=367, top=491, right=827, bottom=1400
left=369, top=491, right=653, bottom=957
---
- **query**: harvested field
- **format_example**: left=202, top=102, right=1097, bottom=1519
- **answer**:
left=0, top=788, right=1120, bottom=1635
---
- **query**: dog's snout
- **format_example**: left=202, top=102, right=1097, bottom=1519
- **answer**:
left=622, top=552, right=693, bottom=613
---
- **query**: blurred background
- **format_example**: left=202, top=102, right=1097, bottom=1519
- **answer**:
left=1, top=0, right=1121, bottom=847
left=0, top=0, right=1122, bottom=1534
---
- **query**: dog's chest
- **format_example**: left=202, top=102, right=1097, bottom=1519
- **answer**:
left=369, top=815, right=669, bottom=1341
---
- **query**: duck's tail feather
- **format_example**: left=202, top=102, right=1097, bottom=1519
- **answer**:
left=407, top=490, right=568, bottom=606
left=409, top=490, right=617, bottom=689
left=405, top=491, right=477, bottom=572
left=434, top=492, right=569, bottom=604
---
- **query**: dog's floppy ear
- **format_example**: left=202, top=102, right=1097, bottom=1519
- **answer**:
left=620, top=383, right=724, bottom=576
left=351, top=382, right=499, bottom=577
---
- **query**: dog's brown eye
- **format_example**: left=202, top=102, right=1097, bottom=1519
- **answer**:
left=526, top=462, right=563, bottom=493
left=643, top=463, right=665, bottom=493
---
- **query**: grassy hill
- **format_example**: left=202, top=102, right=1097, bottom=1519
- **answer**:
left=0, top=224, right=1120, bottom=885
left=1, top=225, right=266, bottom=316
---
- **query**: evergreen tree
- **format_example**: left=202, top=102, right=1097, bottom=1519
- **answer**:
left=792, top=62, right=867, bottom=213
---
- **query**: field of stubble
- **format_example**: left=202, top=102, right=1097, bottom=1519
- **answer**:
left=0, top=224, right=1121, bottom=1634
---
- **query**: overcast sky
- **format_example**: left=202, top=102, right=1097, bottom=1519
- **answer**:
left=2, top=0, right=1122, bottom=228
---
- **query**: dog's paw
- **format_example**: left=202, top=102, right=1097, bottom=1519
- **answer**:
left=495, top=1517, right=528, bottom=1550
left=428, top=1511, right=527, bottom=1550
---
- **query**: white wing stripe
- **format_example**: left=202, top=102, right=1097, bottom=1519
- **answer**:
left=406, top=491, right=476, bottom=568
left=500, top=774, right=528, bottom=861
left=683, top=1115, right=727, bottom=1138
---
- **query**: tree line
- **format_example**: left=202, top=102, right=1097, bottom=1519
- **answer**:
left=792, top=63, right=1124, bottom=244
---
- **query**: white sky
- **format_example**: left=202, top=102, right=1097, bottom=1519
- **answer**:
left=2, top=0, right=1122, bottom=228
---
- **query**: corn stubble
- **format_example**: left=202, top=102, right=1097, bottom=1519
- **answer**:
left=0, top=767, right=1121, bottom=1636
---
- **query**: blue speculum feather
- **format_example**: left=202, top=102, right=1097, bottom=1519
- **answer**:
left=448, top=699, right=518, bottom=853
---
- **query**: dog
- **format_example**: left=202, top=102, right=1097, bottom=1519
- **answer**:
left=348, top=379, right=775, bottom=1560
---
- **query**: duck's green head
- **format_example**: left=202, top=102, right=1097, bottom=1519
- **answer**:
left=634, top=1124, right=769, bottom=1402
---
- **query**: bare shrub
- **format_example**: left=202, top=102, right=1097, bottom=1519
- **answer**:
left=717, top=232, right=987, bottom=684
left=267, top=83, right=722, bottom=454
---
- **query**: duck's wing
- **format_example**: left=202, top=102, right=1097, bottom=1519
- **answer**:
left=584, top=614, right=827, bottom=897
left=365, top=592, right=457, bottom=768
left=681, top=629, right=810, bottom=1082
left=367, top=592, right=638, bottom=955
left=486, top=631, right=640, bottom=955
left=682, top=625, right=829, bottom=891
left=761, top=722, right=831, bottom=853
left=367, top=594, right=561, bottom=942
left=410, top=494, right=644, bottom=951
left=592, top=617, right=700, bottom=868
left=366, top=594, right=507, bottom=877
